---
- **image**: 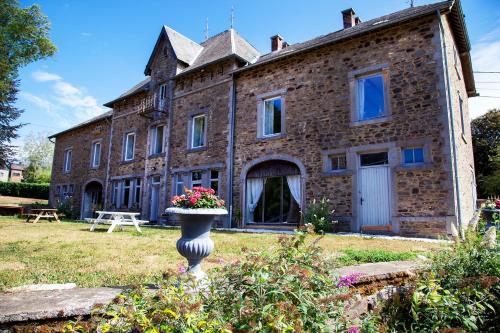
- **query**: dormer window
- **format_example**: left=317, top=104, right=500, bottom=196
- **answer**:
left=158, top=83, right=167, bottom=109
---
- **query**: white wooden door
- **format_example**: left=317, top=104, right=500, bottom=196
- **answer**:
left=359, top=166, right=391, bottom=227
left=150, top=179, right=160, bottom=222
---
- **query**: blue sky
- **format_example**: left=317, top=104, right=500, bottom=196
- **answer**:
left=14, top=0, right=500, bottom=150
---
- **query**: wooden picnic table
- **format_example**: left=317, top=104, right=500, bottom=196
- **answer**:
left=26, top=208, right=61, bottom=223
left=85, top=211, right=147, bottom=233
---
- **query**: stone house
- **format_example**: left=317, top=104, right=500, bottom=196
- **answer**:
left=49, top=0, right=477, bottom=237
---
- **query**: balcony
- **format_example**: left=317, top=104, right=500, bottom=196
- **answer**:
left=136, top=93, right=167, bottom=118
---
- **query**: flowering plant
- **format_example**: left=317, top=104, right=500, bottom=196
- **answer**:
left=171, top=186, right=225, bottom=209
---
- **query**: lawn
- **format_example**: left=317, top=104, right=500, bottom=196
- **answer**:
left=0, top=216, right=445, bottom=291
left=0, top=195, right=48, bottom=206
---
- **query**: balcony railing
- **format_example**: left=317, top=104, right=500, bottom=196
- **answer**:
left=136, top=93, right=167, bottom=117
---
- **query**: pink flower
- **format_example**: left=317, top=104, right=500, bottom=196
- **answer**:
left=189, top=197, right=198, bottom=205
left=348, top=325, right=360, bottom=333
left=178, top=264, right=187, bottom=273
left=337, top=272, right=364, bottom=288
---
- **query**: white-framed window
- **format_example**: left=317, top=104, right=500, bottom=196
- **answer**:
left=91, top=141, right=101, bottom=168
left=175, top=174, right=184, bottom=195
left=150, top=125, right=165, bottom=155
left=64, top=149, right=72, bottom=172
left=356, top=73, right=386, bottom=121
left=111, top=181, right=120, bottom=206
left=191, top=171, right=203, bottom=187
left=124, top=132, right=135, bottom=161
left=402, top=147, right=424, bottom=165
left=329, top=154, right=347, bottom=171
left=159, top=83, right=168, bottom=109
left=123, top=179, right=131, bottom=206
left=191, top=114, right=206, bottom=148
left=263, top=97, right=282, bottom=136
left=62, top=185, right=68, bottom=195
left=112, top=178, right=142, bottom=208
left=210, top=170, right=219, bottom=194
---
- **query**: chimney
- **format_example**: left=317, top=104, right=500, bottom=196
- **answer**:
left=355, top=17, right=362, bottom=25
left=341, top=8, right=356, bottom=29
left=271, top=34, right=285, bottom=52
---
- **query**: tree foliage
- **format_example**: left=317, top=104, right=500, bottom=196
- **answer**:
left=0, top=0, right=56, bottom=165
left=471, top=109, right=500, bottom=197
left=21, top=131, right=54, bottom=183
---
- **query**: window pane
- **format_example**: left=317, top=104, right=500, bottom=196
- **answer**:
left=192, top=116, right=205, bottom=147
left=360, top=152, right=388, bottom=166
left=403, top=149, right=414, bottom=164
left=358, top=74, right=385, bottom=120
left=263, top=98, right=281, bottom=136
left=415, top=148, right=424, bottom=163
left=156, top=126, right=164, bottom=153
left=192, top=171, right=203, bottom=187
left=126, top=134, right=135, bottom=160
left=264, top=177, right=282, bottom=223
left=331, top=154, right=346, bottom=170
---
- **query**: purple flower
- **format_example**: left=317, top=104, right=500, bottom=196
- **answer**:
left=178, top=264, right=187, bottom=273
left=348, top=325, right=361, bottom=333
left=217, top=258, right=225, bottom=264
left=337, top=272, right=364, bottom=288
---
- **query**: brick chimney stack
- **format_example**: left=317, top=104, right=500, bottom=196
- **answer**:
left=341, top=8, right=356, bottom=29
left=271, top=35, right=285, bottom=52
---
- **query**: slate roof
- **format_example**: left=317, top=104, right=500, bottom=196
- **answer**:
left=103, top=77, right=150, bottom=107
left=164, top=26, right=204, bottom=65
left=48, top=110, right=113, bottom=139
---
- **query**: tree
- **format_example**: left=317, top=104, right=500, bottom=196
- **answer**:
left=471, top=109, right=500, bottom=197
left=21, top=132, right=54, bottom=183
left=0, top=0, right=56, bottom=165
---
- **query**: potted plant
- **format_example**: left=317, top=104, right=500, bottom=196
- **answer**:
left=165, top=187, right=227, bottom=281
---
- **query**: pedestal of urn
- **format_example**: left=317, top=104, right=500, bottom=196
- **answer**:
left=165, top=207, right=228, bottom=281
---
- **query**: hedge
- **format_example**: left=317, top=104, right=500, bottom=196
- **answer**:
left=0, top=182, right=49, bottom=200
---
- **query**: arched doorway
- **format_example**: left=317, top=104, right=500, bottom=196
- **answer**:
left=82, top=181, right=103, bottom=219
left=244, top=159, right=303, bottom=226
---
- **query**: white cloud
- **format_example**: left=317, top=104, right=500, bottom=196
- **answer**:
left=470, top=29, right=500, bottom=119
left=22, top=70, right=106, bottom=128
left=32, top=71, right=62, bottom=82
left=80, top=32, right=92, bottom=37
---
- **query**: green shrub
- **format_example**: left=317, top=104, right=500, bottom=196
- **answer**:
left=0, top=181, right=49, bottom=199
left=67, top=225, right=360, bottom=332
left=57, top=196, right=79, bottom=219
left=373, top=231, right=500, bottom=332
left=304, top=198, right=336, bottom=233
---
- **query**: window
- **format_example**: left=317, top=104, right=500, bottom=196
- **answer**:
left=403, top=147, right=424, bottom=165
left=459, top=94, right=465, bottom=135
left=68, top=184, right=74, bottom=194
left=210, top=170, right=219, bottom=194
left=111, top=181, right=120, bottom=206
left=133, top=179, right=141, bottom=206
left=159, top=83, right=167, bottom=109
left=191, top=115, right=206, bottom=148
left=12, top=172, right=21, bottom=177
left=123, top=179, right=131, bottom=206
left=263, top=97, right=282, bottom=136
left=191, top=171, right=203, bottom=187
left=356, top=73, right=386, bottom=121
left=124, top=132, right=135, bottom=161
left=329, top=154, right=347, bottom=171
left=62, top=185, right=68, bottom=195
left=175, top=174, right=184, bottom=195
left=91, top=142, right=101, bottom=168
left=56, top=186, right=61, bottom=195
left=150, top=125, right=165, bottom=155
left=64, top=149, right=72, bottom=172
left=360, top=152, right=389, bottom=166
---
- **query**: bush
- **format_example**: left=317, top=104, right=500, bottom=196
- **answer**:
left=66, top=225, right=363, bottom=332
left=304, top=198, right=336, bottom=233
left=373, top=231, right=500, bottom=332
left=0, top=181, right=49, bottom=199
left=57, top=196, right=79, bottom=219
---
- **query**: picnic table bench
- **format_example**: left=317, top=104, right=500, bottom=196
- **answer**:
left=85, top=211, right=148, bottom=233
left=26, top=209, right=61, bottom=223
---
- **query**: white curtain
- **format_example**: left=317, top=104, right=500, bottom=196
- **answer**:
left=357, top=78, right=365, bottom=120
left=264, top=101, right=273, bottom=135
left=286, top=175, right=302, bottom=208
left=246, top=178, right=264, bottom=221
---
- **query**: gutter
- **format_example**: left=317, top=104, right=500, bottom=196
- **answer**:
left=103, top=116, right=114, bottom=209
left=437, top=9, right=463, bottom=238
left=226, top=73, right=237, bottom=228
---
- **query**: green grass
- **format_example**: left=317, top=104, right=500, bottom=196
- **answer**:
left=0, top=195, right=48, bottom=206
left=0, top=216, right=445, bottom=290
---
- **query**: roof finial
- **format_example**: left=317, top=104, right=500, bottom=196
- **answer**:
left=204, top=17, right=209, bottom=40
left=230, top=6, right=235, bottom=29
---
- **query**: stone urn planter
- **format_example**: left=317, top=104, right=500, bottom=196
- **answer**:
left=165, top=207, right=228, bottom=280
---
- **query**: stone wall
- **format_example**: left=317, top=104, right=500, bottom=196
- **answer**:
left=49, top=116, right=111, bottom=217
left=232, top=16, right=456, bottom=237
